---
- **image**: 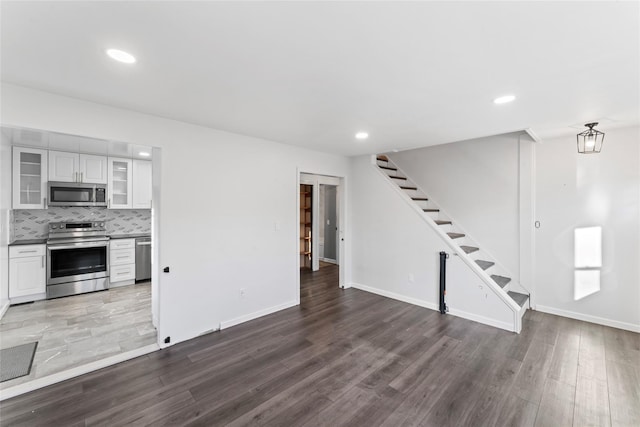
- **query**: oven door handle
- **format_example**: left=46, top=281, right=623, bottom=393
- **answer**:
left=48, top=241, right=109, bottom=250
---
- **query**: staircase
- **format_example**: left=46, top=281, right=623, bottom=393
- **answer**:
left=375, top=155, right=530, bottom=332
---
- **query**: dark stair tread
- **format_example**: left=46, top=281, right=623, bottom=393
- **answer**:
left=435, top=220, right=452, bottom=225
left=377, top=155, right=389, bottom=162
left=476, top=260, right=495, bottom=270
left=389, top=176, right=407, bottom=180
left=400, top=186, right=417, bottom=190
left=447, top=232, right=465, bottom=239
left=412, top=197, right=428, bottom=201
left=461, top=246, right=479, bottom=254
left=379, top=165, right=397, bottom=171
left=423, top=209, right=440, bottom=212
left=508, top=291, right=529, bottom=308
left=491, top=275, right=511, bottom=288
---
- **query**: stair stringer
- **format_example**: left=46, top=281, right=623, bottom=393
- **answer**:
left=370, top=155, right=523, bottom=333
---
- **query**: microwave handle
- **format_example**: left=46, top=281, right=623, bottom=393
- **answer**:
left=92, top=186, right=96, bottom=203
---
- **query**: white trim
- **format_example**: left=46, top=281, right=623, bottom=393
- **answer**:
left=0, top=343, right=159, bottom=401
left=219, top=300, right=298, bottom=330
left=8, top=294, right=46, bottom=305
left=319, top=257, right=337, bottom=264
left=536, top=305, right=640, bottom=333
left=349, top=282, right=439, bottom=311
left=524, top=128, right=542, bottom=143
left=0, top=301, right=9, bottom=320
left=109, top=279, right=135, bottom=288
left=448, top=308, right=515, bottom=332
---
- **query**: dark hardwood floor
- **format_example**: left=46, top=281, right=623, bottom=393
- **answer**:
left=1, top=264, right=638, bottom=426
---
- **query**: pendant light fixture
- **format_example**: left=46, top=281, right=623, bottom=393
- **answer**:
left=577, top=123, right=605, bottom=154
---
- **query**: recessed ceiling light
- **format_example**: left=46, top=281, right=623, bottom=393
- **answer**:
left=355, top=132, right=369, bottom=140
left=493, top=95, right=516, bottom=104
left=138, top=151, right=150, bottom=157
left=106, top=48, right=136, bottom=64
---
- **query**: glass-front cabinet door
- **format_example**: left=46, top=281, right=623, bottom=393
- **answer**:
left=12, top=147, right=48, bottom=209
left=108, top=157, right=132, bottom=209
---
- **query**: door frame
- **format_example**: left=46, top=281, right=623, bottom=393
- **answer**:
left=296, top=171, right=346, bottom=304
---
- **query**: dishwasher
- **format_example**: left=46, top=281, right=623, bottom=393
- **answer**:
left=135, top=237, right=152, bottom=281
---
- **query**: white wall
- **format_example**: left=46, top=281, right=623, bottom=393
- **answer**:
left=390, top=133, right=521, bottom=280
left=534, top=126, right=640, bottom=331
left=349, top=155, right=516, bottom=331
left=349, top=156, right=442, bottom=307
left=0, top=130, right=11, bottom=318
left=0, top=83, right=351, bottom=345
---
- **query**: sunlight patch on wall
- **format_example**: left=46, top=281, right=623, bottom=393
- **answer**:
left=574, top=270, right=600, bottom=300
left=574, top=226, right=602, bottom=301
left=575, top=226, right=602, bottom=268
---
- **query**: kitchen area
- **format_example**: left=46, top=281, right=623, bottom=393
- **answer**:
left=0, top=126, right=157, bottom=388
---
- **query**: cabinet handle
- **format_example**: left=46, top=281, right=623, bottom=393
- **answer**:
left=19, top=250, right=37, bottom=253
left=117, top=256, right=128, bottom=259
left=81, top=172, right=84, bottom=182
left=42, top=255, right=44, bottom=268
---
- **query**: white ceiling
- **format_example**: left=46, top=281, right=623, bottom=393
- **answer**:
left=1, top=1, right=638, bottom=156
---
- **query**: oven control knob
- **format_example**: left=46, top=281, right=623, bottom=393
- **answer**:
left=51, top=225, right=57, bottom=229
left=100, top=222, right=105, bottom=227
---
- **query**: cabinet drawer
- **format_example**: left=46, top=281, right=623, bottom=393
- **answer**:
left=110, top=248, right=135, bottom=265
left=110, top=263, right=135, bottom=283
left=110, top=238, right=135, bottom=249
left=10, top=245, right=46, bottom=258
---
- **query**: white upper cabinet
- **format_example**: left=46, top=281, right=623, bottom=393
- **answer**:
left=108, top=157, right=133, bottom=209
left=12, top=147, right=48, bottom=209
left=49, top=150, right=79, bottom=182
left=79, top=154, right=108, bottom=184
left=132, top=160, right=152, bottom=209
left=49, top=151, right=107, bottom=183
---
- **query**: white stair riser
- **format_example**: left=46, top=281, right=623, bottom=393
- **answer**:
left=423, top=211, right=440, bottom=221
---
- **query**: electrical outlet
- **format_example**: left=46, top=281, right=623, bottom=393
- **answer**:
left=408, top=274, right=415, bottom=283
left=240, top=288, right=246, bottom=298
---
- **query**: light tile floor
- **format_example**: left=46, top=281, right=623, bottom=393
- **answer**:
left=0, top=282, right=156, bottom=389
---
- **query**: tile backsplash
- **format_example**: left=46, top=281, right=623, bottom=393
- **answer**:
left=12, top=207, right=151, bottom=241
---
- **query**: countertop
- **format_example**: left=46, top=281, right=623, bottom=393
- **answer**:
left=109, top=233, right=151, bottom=239
left=9, top=233, right=151, bottom=246
left=9, top=239, right=47, bottom=246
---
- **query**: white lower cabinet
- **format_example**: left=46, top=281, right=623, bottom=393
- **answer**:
left=111, top=264, right=136, bottom=283
left=109, top=238, right=136, bottom=286
left=9, top=245, right=46, bottom=302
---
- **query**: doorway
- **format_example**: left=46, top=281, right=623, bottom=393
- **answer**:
left=297, top=173, right=343, bottom=304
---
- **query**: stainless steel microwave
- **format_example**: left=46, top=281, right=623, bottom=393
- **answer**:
left=48, top=182, right=107, bottom=207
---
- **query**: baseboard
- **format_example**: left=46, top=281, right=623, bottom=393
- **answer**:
left=220, top=300, right=298, bottom=330
left=0, top=343, right=160, bottom=401
left=0, top=300, right=9, bottom=320
left=110, top=279, right=135, bottom=288
left=349, top=283, right=439, bottom=311
left=447, top=308, right=515, bottom=332
left=320, top=258, right=338, bottom=264
left=536, top=305, right=640, bottom=333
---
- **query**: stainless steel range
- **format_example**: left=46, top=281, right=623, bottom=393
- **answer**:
left=46, top=221, right=110, bottom=299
